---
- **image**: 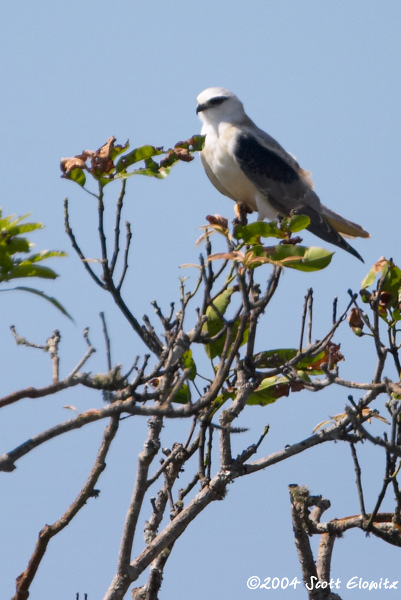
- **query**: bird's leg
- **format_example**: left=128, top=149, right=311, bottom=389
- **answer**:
left=233, top=202, right=251, bottom=226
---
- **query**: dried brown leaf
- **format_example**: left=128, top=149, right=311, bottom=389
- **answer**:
left=348, top=308, right=364, bottom=329
left=314, top=408, right=390, bottom=432
left=206, top=214, right=229, bottom=229
left=60, top=156, right=87, bottom=174
left=89, top=136, right=116, bottom=174
left=307, top=342, right=343, bottom=370
left=60, top=136, right=119, bottom=178
left=207, top=251, right=245, bottom=262
left=372, top=257, right=389, bottom=275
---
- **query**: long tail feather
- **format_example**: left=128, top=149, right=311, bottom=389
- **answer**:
left=322, top=206, right=370, bottom=239
left=292, top=205, right=365, bottom=262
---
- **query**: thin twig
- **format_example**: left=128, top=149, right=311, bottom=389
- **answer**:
left=64, top=197, right=104, bottom=288
left=307, top=288, right=313, bottom=345
left=184, top=416, right=198, bottom=449
left=116, top=221, right=132, bottom=291
left=110, top=179, right=127, bottom=275
left=332, top=296, right=338, bottom=325
left=350, top=443, right=366, bottom=517
left=299, top=289, right=312, bottom=351
left=100, top=312, right=112, bottom=372
left=65, top=328, right=96, bottom=380
left=97, top=182, right=109, bottom=267
left=205, top=426, right=213, bottom=481
left=10, top=326, right=47, bottom=350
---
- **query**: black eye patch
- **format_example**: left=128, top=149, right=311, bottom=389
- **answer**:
left=208, top=96, right=227, bottom=107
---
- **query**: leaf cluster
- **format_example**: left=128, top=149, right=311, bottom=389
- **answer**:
left=360, top=257, right=401, bottom=324
left=204, top=214, right=333, bottom=273
left=60, top=135, right=205, bottom=189
left=0, top=210, right=69, bottom=316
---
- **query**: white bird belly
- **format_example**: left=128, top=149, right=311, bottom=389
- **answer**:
left=202, top=124, right=277, bottom=220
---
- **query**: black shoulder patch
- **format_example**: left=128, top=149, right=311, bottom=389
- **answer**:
left=235, top=134, right=299, bottom=184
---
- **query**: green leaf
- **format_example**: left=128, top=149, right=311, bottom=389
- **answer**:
left=284, top=214, right=311, bottom=233
left=202, top=287, right=236, bottom=359
left=254, top=348, right=298, bottom=368
left=359, top=288, right=371, bottom=304
left=154, top=135, right=206, bottom=177
left=208, top=391, right=231, bottom=416
left=295, top=352, right=329, bottom=375
left=205, top=287, right=236, bottom=325
left=205, top=319, right=249, bottom=360
left=247, top=376, right=289, bottom=406
left=182, top=349, right=197, bottom=381
left=361, top=259, right=401, bottom=291
left=27, top=250, right=67, bottom=263
left=202, top=286, right=249, bottom=359
left=0, top=212, right=33, bottom=229
left=0, top=212, right=66, bottom=286
left=382, top=265, right=401, bottom=299
left=361, top=260, right=401, bottom=314
left=247, top=373, right=309, bottom=406
left=171, top=383, right=191, bottom=404
left=233, top=216, right=311, bottom=244
left=392, top=309, right=401, bottom=322
left=6, top=222, right=44, bottom=236
left=361, top=264, right=380, bottom=289
left=1, top=286, right=73, bottom=320
left=233, top=221, right=283, bottom=242
left=116, top=145, right=164, bottom=173
left=115, top=158, right=167, bottom=180
left=0, top=237, right=31, bottom=256
left=110, top=140, right=129, bottom=160
left=254, top=348, right=327, bottom=375
left=69, top=168, right=86, bottom=187
left=254, top=347, right=332, bottom=375
left=6, top=263, right=59, bottom=280
left=268, top=245, right=333, bottom=272
left=188, top=134, right=205, bottom=152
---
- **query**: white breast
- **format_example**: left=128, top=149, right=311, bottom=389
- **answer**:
left=202, top=123, right=258, bottom=209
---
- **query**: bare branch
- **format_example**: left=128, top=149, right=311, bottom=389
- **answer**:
left=0, top=376, right=84, bottom=411
left=117, top=416, right=163, bottom=571
left=47, top=330, right=61, bottom=383
left=104, top=470, right=233, bottom=600
left=13, top=415, right=119, bottom=600
left=10, top=325, right=47, bottom=350
left=97, top=182, right=109, bottom=266
left=289, top=485, right=321, bottom=600
left=64, top=197, right=104, bottom=288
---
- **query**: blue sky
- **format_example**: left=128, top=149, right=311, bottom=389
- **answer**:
left=1, top=2, right=401, bottom=599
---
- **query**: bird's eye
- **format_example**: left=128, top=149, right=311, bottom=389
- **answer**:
left=209, top=97, right=227, bottom=107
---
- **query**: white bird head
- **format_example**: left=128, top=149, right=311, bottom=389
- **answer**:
left=196, top=87, right=246, bottom=127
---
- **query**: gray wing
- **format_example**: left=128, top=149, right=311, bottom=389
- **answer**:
left=233, top=130, right=319, bottom=215
left=234, top=130, right=364, bottom=261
